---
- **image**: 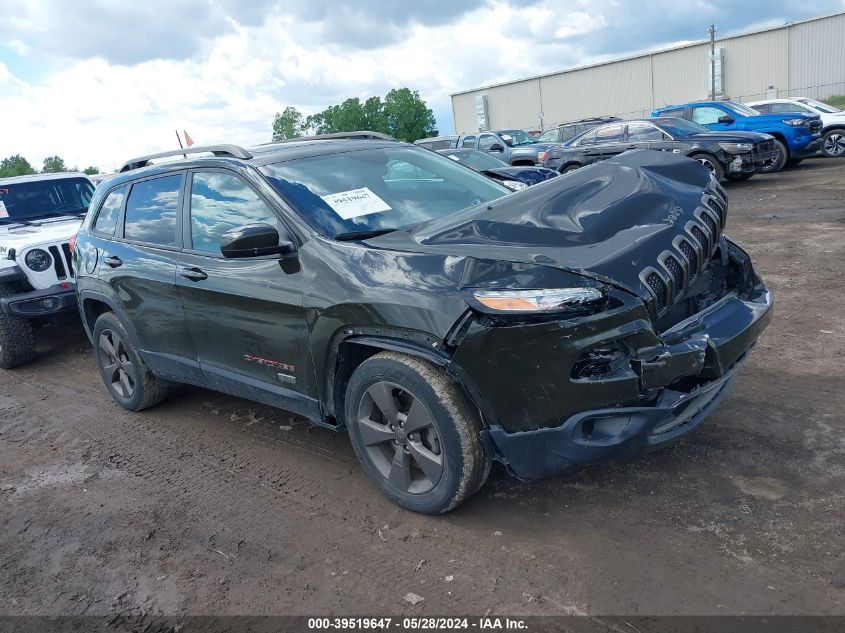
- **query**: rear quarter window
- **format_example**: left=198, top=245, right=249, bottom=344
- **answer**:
left=93, top=186, right=127, bottom=236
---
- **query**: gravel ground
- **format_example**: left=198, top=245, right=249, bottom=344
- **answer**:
left=1, top=158, right=843, bottom=619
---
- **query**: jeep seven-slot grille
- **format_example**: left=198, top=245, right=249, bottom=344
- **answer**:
left=640, top=187, right=726, bottom=317
left=47, top=242, right=74, bottom=280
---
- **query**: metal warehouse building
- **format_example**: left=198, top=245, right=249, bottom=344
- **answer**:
left=451, top=11, right=845, bottom=133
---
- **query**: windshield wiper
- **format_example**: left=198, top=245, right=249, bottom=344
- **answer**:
left=333, top=228, right=398, bottom=241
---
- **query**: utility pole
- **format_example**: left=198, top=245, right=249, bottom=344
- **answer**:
left=708, top=23, right=718, bottom=100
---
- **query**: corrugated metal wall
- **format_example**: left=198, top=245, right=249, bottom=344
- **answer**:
left=451, top=12, right=845, bottom=133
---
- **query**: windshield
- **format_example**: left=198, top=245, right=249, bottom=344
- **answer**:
left=0, top=177, right=94, bottom=223
left=498, top=130, right=537, bottom=146
left=797, top=98, right=839, bottom=114
left=722, top=102, right=761, bottom=117
left=653, top=117, right=712, bottom=136
left=440, top=149, right=508, bottom=171
left=260, top=146, right=510, bottom=238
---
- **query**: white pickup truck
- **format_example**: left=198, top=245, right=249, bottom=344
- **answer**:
left=0, top=172, right=94, bottom=367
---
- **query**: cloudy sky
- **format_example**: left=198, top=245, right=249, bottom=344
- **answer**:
left=1, top=0, right=843, bottom=171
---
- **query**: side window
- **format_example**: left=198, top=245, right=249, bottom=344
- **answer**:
left=460, top=135, right=476, bottom=148
left=594, top=124, right=625, bottom=143
left=560, top=126, right=579, bottom=141
left=123, top=174, right=182, bottom=246
left=627, top=122, right=666, bottom=142
left=478, top=134, right=499, bottom=151
left=691, top=107, right=726, bottom=125
left=771, top=102, right=810, bottom=114
left=537, top=129, right=559, bottom=142
left=190, top=172, right=281, bottom=254
left=93, top=186, right=127, bottom=236
left=751, top=104, right=770, bottom=114
left=577, top=129, right=599, bottom=146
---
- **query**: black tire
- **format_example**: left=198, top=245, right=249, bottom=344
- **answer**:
left=689, top=153, right=724, bottom=182
left=821, top=129, right=845, bottom=158
left=561, top=163, right=582, bottom=174
left=759, top=139, right=788, bottom=173
left=725, top=172, right=754, bottom=182
left=0, top=283, right=36, bottom=369
left=92, top=311, right=168, bottom=411
left=345, top=351, right=490, bottom=514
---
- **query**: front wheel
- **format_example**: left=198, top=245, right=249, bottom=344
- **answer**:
left=759, top=139, right=788, bottom=173
left=690, top=153, right=725, bottom=182
left=561, top=163, right=582, bottom=174
left=345, top=352, right=490, bottom=514
left=0, top=283, right=36, bottom=369
left=822, top=129, right=845, bottom=158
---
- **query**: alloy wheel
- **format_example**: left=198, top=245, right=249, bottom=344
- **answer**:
left=98, top=329, right=135, bottom=398
left=696, top=157, right=716, bottom=174
left=356, top=381, right=444, bottom=494
left=824, top=132, right=845, bottom=157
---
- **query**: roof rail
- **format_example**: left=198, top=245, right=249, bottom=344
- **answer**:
left=118, top=144, right=253, bottom=173
left=261, top=131, right=399, bottom=145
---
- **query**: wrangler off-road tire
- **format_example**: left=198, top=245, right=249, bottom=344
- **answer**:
left=345, top=351, right=490, bottom=514
left=0, top=283, right=36, bottom=369
left=92, top=311, right=168, bottom=411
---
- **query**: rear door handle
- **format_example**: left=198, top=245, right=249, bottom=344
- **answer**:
left=103, top=255, right=122, bottom=268
left=179, top=267, right=208, bottom=282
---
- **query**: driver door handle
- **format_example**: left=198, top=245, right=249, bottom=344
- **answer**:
left=179, top=266, right=208, bottom=282
left=103, top=255, right=122, bottom=268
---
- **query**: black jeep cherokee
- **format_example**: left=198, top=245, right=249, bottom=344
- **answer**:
left=74, top=133, right=772, bottom=513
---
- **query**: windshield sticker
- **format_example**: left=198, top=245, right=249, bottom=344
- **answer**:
left=321, top=187, right=391, bottom=220
left=501, top=134, right=513, bottom=142
left=0, top=201, right=8, bottom=218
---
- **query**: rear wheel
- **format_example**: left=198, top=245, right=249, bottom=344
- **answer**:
left=92, top=312, right=168, bottom=411
left=822, top=129, right=845, bottom=158
left=0, top=283, right=36, bottom=369
left=690, top=153, right=724, bottom=182
left=345, top=352, right=490, bottom=514
left=561, top=163, right=582, bottom=174
left=759, top=139, right=788, bottom=173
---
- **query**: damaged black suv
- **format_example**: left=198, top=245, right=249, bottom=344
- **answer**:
left=73, top=132, right=772, bottom=513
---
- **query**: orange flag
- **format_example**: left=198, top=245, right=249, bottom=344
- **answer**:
left=184, top=130, right=194, bottom=147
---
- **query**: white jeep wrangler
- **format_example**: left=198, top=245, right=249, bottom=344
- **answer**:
left=0, top=172, right=94, bottom=368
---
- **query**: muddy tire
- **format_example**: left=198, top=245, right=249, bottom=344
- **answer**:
left=759, top=139, right=789, bottom=173
left=92, top=311, right=168, bottom=411
left=345, top=351, right=490, bottom=514
left=0, top=283, right=37, bottom=369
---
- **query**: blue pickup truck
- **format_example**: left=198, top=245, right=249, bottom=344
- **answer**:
left=652, top=101, right=822, bottom=172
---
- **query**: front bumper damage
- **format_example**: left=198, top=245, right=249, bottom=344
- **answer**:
left=451, top=267, right=773, bottom=481
left=0, top=283, right=78, bottom=319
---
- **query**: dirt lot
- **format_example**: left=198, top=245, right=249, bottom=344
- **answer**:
left=1, top=159, right=844, bottom=619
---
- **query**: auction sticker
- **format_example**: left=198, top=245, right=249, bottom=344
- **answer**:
left=321, top=187, right=391, bottom=220
left=0, top=200, right=8, bottom=218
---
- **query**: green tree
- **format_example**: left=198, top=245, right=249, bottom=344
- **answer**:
left=272, top=106, right=307, bottom=141
left=383, top=88, right=436, bottom=142
left=42, top=156, right=68, bottom=173
left=83, top=166, right=101, bottom=175
left=0, top=154, right=36, bottom=177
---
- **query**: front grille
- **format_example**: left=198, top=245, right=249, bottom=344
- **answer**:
left=678, top=239, right=699, bottom=273
left=46, top=242, right=74, bottom=280
left=663, top=255, right=684, bottom=296
left=646, top=272, right=668, bottom=311
left=691, top=225, right=709, bottom=255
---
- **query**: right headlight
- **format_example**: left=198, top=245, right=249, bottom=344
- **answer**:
left=718, top=142, right=753, bottom=153
left=467, top=287, right=604, bottom=314
left=25, top=248, right=52, bottom=272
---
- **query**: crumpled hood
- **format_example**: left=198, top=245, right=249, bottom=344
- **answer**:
left=369, top=150, right=716, bottom=297
left=483, top=165, right=559, bottom=183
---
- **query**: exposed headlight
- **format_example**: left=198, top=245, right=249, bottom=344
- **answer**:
left=501, top=180, right=529, bottom=191
left=25, top=248, right=52, bottom=272
left=469, top=287, right=604, bottom=313
left=783, top=118, right=806, bottom=127
left=718, top=142, right=753, bottom=153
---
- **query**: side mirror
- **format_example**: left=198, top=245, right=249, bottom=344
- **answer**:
left=220, top=223, right=295, bottom=258
left=488, top=143, right=504, bottom=152
left=717, top=115, right=734, bottom=124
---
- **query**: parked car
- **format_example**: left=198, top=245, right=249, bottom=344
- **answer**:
left=438, top=148, right=558, bottom=190
left=652, top=100, right=822, bottom=172
left=74, top=136, right=772, bottom=514
left=544, top=117, right=778, bottom=182
left=455, top=129, right=558, bottom=165
left=89, top=173, right=116, bottom=187
left=535, top=117, right=622, bottom=144
left=746, top=97, right=845, bottom=158
left=0, top=172, right=94, bottom=367
left=413, top=135, right=459, bottom=151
